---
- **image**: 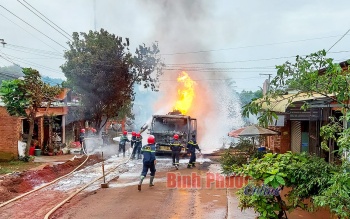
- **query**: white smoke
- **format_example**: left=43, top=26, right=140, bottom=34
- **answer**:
left=131, top=1, right=245, bottom=152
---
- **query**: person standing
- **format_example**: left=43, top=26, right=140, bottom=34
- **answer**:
left=135, top=132, right=143, bottom=159
left=118, top=131, right=130, bottom=157
left=79, top=128, right=85, bottom=155
left=138, top=135, right=157, bottom=191
left=170, top=134, right=182, bottom=170
left=130, top=131, right=137, bottom=159
left=187, top=134, right=201, bottom=168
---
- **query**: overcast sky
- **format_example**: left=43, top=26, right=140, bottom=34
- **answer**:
left=1, top=0, right=350, bottom=92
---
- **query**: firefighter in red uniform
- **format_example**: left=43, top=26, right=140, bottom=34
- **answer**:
left=170, top=134, right=182, bottom=170
left=138, top=135, right=157, bottom=191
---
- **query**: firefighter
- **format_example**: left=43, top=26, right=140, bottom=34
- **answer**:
left=135, top=132, right=143, bottom=159
left=170, top=134, right=182, bottom=170
left=118, top=131, right=130, bottom=157
left=79, top=129, right=85, bottom=155
left=130, top=131, right=137, bottom=159
left=138, top=135, right=157, bottom=191
left=187, top=134, right=201, bottom=168
left=131, top=131, right=136, bottom=147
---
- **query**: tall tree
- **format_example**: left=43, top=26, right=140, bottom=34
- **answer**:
left=61, top=29, right=163, bottom=132
left=0, top=68, right=62, bottom=155
left=239, top=89, right=263, bottom=106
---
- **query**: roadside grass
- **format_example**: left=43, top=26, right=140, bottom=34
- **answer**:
left=0, top=160, right=43, bottom=175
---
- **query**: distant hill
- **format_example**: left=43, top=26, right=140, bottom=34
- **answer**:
left=0, top=65, right=65, bottom=86
left=42, top=76, right=64, bottom=86
left=0, top=65, right=23, bottom=82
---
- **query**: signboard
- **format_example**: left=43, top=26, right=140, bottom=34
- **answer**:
left=269, top=115, right=285, bottom=126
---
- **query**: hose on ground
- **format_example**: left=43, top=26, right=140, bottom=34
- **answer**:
left=44, top=153, right=132, bottom=219
left=0, top=155, right=90, bottom=208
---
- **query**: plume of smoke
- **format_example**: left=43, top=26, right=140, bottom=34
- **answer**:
left=131, top=0, right=244, bottom=152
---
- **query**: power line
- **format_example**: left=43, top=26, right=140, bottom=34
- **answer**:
left=6, top=44, right=63, bottom=56
left=17, top=0, right=72, bottom=41
left=0, top=53, right=21, bottom=67
left=166, top=56, right=295, bottom=66
left=1, top=52, right=63, bottom=74
left=166, top=50, right=350, bottom=66
left=0, top=71, right=21, bottom=79
left=163, top=69, right=275, bottom=73
left=327, top=28, right=350, bottom=52
left=0, top=12, right=63, bottom=53
left=0, top=5, right=67, bottom=50
left=164, top=66, right=275, bottom=70
left=22, top=0, right=72, bottom=38
left=0, top=70, right=62, bottom=85
left=4, top=47, right=64, bottom=59
left=158, top=77, right=267, bottom=82
left=161, top=35, right=344, bottom=56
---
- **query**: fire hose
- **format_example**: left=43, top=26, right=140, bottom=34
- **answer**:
left=0, top=155, right=90, bottom=208
left=44, top=153, right=132, bottom=219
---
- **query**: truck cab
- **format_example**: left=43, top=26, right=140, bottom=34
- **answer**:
left=150, top=111, right=197, bottom=155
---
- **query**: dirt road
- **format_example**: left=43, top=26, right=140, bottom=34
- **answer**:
left=51, top=157, right=256, bottom=219
left=0, top=152, right=333, bottom=219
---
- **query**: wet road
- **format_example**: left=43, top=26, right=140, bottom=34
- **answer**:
left=51, top=157, right=258, bottom=219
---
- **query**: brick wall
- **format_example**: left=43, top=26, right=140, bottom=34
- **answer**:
left=268, top=118, right=291, bottom=153
left=0, top=107, right=22, bottom=161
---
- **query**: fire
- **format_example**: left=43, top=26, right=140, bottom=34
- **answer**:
left=174, top=71, right=196, bottom=114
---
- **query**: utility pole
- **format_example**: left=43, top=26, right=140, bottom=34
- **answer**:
left=0, top=39, right=7, bottom=47
left=260, top=73, right=273, bottom=94
left=260, top=73, right=272, bottom=84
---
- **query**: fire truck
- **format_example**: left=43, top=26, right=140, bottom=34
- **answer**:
left=149, top=110, right=197, bottom=155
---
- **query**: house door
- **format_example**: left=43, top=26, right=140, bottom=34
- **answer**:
left=291, top=121, right=301, bottom=153
left=301, top=121, right=309, bottom=153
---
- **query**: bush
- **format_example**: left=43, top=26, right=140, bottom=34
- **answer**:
left=220, top=138, right=266, bottom=175
left=235, top=152, right=342, bottom=219
left=220, top=149, right=248, bottom=174
left=313, top=163, right=350, bottom=218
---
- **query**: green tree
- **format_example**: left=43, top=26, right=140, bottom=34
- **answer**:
left=238, top=50, right=350, bottom=218
left=0, top=68, right=62, bottom=155
left=239, top=89, right=263, bottom=106
left=61, top=29, right=163, bottom=132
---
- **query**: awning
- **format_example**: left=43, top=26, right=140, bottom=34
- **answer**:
left=228, top=125, right=279, bottom=137
left=256, top=93, right=333, bottom=113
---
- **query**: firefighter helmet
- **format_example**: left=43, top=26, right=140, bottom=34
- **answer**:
left=132, top=131, right=136, bottom=136
left=148, top=135, right=155, bottom=144
left=80, top=129, right=85, bottom=133
left=136, top=132, right=141, bottom=137
left=173, top=134, right=179, bottom=140
left=123, top=131, right=127, bottom=135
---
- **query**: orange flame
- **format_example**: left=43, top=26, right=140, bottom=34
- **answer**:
left=174, top=71, right=196, bottom=115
